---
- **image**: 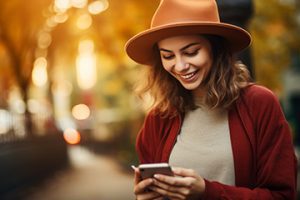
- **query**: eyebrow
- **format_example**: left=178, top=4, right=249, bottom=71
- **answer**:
left=159, top=42, right=200, bottom=53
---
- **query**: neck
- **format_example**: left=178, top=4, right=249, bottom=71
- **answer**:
left=192, top=86, right=206, bottom=106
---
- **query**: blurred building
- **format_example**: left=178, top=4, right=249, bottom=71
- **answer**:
left=283, top=52, right=300, bottom=147
left=217, top=0, right=254, bottom=77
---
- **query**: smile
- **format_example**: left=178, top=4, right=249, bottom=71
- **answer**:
left=179, top=70, right=198, bottom=81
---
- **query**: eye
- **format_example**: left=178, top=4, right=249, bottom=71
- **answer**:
left=161, top=54, right=174, bottom=60
left=184, top=49, right=199, bottom=57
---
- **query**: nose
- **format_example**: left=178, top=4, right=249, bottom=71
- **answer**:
left=174, top=57, right=189, bottom=72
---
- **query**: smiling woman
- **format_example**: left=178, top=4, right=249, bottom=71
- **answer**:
left=125, top=0, right=297, bottom=199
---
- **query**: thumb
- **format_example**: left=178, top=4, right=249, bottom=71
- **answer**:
left=132, top=165, right=142, bottom=184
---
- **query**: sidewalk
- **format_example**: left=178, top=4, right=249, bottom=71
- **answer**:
left=24, top=146, right=135, bottom=200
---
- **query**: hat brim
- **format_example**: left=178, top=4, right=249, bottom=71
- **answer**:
left=125, top=22, right=252, bottom=65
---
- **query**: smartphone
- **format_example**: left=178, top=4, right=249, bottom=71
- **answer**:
left=138, top=163, right=173, bottom=180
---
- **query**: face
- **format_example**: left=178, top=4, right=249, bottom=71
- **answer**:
left=158, top=35, right=213, bottom=93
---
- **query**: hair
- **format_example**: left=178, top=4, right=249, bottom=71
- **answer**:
left=134, top=35, right=252, bottom=117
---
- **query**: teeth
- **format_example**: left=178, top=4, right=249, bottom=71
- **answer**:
left=181, top=72, right=195, bottom=79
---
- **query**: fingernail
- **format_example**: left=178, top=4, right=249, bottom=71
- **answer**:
left=154, top=174, right=160, bottom=179
left=131, top=165, right=136, bottom=170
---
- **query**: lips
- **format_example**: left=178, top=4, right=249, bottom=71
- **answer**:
left=179, top=70, right=199, bottom=82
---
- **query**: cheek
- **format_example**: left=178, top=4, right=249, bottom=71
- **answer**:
left=161, top=60, right=173, bottom=73
left=194, top=52, right=212, bottom=69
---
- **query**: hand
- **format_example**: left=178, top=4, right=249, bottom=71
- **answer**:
left=149, top=167, right=205, bottom=200
left=133, top=166, right=164, bottom=200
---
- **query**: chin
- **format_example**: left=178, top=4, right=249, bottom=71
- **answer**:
left=180, top=79, right=202, bottom=90
left=182, top=83, right=201, bottom=91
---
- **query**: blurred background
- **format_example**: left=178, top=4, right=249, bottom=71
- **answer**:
left=0, top=0, right=299, bottom=199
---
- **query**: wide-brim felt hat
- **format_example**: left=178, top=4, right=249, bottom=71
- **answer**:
left=125, top=0, right=252, bottom=66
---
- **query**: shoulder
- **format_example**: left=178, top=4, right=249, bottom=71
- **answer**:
left=240, top=84, right=280, bottom=107
left=238, top=84, right=286, bottom=122
left=241, top=84, right=277, bottom=100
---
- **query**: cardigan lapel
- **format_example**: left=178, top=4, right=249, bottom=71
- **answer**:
left=229, top=103, right=256, bottom=188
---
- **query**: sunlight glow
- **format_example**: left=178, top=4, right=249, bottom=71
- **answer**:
left=78, top=39, right=94, bottom=53
left=32, top=57, right=48, bottom=87
left=0, top=110, right=11, bottom=134
left=88, top=0, right=109, bottom=15
left=28, top=99, right=40, bottom=114
left=8, top=88, right=25, bottom=114
left=76, top=40, right=97, bottom=90
left=72, top=104, right=90, bottom=120
left=76, top=13, right=92, bottom=30
left=51, top=80, right=73, bottom=96
left=13, top=100, right=26, bottom=114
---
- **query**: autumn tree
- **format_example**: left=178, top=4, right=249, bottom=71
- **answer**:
left=0, top=0, right=52, bottom=136
left=250, top=0, right=300, bottom=91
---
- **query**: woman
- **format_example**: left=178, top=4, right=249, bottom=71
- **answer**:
left=125, top=0, right=297, bottom=199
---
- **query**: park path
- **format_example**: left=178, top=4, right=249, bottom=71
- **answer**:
left=24, top=146, right=135, bottom=200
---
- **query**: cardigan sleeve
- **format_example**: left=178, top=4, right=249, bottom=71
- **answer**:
left=136, top=110, right=166, bottom=164
left=136, top=112, right=156, bottom=164
left=202, top=85, right=297, bottom=199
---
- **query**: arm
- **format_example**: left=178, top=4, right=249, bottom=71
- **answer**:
left=147, top=121, right=296, bottom=200
left=134, top=112, right=168, bottom=199
left=136, top=111, right=160, bottom=164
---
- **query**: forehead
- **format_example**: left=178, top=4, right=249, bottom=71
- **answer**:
left=157, top=35, right=209, bottom=49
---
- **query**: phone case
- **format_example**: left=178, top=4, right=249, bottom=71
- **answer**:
left=139, top=163, right=173, bottom=179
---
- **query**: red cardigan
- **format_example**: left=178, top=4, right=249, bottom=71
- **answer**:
left=136, top=85, right=297, bottom=199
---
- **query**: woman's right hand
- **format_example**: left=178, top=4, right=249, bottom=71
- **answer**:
left=133, top=166, right=164, bottom=200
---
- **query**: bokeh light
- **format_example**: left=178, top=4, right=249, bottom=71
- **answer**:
left=71, top=0, right=87, bottom=8
left=76, top=40, right=97, bottom=90
left=88, top=0, right=109, bottom=15
left=63, top=128, right=81, bottom=145
left=53, top=13, right=69, bottom=24
left=38, top=32, right=52, bottom=49
left=0, top=109, right=12, bottom=134
left=32, top=57, right=48, bottom=87
left=72, top=104, right=90, bottom=120
left=54, top=0, right=71, bottom=12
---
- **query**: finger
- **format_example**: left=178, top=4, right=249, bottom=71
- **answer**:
left=152, top=179, right=179, bottom=192
left=133, top=167, right=142, bottom=185
left=172, top=167, right=197, bottom=177
left=152, top=179, right=190, bottom=196
left=154, top=174, right=193, bottom=187
left=153, top=196, right=164, bottom=200
left=136, top=191, right=161, bottom=200
left=134, top=178, right=154, bottom=194
left=150, top=186, right=185, bottom=199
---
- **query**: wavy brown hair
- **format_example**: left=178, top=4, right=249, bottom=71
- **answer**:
left=134, top=35, right=252, bottom=117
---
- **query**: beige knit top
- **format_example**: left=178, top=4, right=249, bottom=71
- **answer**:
left=169, top=106, right=235, bottom=186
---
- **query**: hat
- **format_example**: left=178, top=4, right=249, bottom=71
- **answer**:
left=125, top=0, right=252, bottom=66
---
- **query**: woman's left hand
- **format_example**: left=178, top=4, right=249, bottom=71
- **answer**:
left=149, top=167, right=206, bottom=200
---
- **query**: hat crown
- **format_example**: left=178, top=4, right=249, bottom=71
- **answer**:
left=151, top=0, right=220, bottom=28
